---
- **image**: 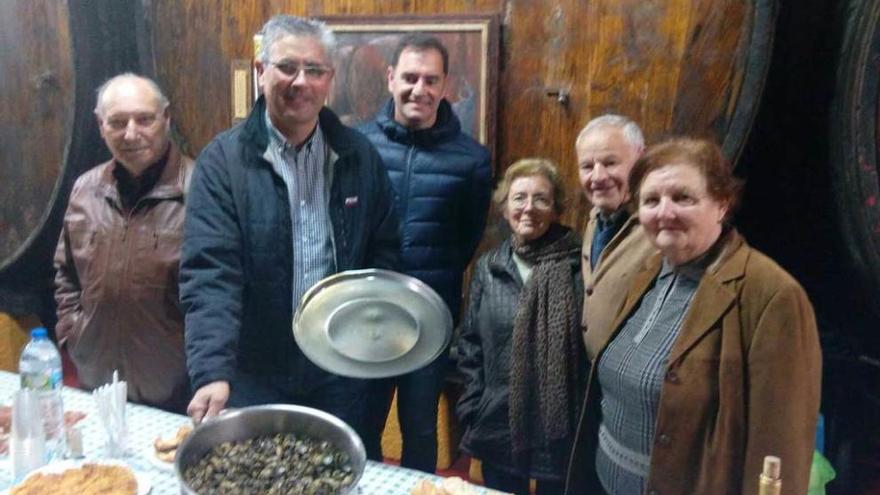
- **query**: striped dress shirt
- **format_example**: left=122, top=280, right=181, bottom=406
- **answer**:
left=263, top=111, right=337, bottom=310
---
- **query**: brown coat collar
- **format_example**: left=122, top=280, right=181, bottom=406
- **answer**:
left=606, top=229, right=747, bottom=364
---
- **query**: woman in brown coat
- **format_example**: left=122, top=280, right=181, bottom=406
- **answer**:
left=565, top=138, right=821, bottom=495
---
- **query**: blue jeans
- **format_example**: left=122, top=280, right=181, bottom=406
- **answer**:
left=227, top=370, right=368, bottom=437
left=481, top=462, right=564, bottom=495
left=363, top=351, right=449, bottom=472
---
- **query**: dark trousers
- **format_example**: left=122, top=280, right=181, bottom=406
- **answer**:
left=227, top=369, right=368, bottom=437
left=362, top=351, right=449, bottom=473
left=481, top=462, right=565, bottom=495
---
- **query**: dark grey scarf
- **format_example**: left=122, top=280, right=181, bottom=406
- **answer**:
left=509, top=223, right=582, bottom=457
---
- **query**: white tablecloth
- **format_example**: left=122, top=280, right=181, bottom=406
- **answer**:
left=0, top=371, right=489, bottom=494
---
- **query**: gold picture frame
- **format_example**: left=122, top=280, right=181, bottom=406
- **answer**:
left=321, top=14, right=499, bottom=157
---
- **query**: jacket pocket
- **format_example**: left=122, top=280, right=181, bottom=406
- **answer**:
left=67, top=222, right=106, bottom=285
left=473, top=393, right=492, bottom=424
left=64, top=311, right=85, bottom=350
left=68, top=308, right=100, bottom=361
left=467, top=390, right=511, bottom=449
left=474, top=389, right=507, bottom=429
left=132, top=228, right=182, bottom=290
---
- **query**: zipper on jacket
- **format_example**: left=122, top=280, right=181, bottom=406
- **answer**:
left=119, top=203, right=138, bottom=295
left=401, top=143, right=416, bottom=233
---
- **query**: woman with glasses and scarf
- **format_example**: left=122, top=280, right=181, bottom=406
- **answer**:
left=456, top=158, right=585, bottom=495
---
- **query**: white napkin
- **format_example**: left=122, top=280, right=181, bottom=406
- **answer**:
left=92, top=370, right=127, bottom=457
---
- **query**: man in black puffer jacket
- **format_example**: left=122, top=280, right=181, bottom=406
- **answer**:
left=359, top=33, right=492, bottom=472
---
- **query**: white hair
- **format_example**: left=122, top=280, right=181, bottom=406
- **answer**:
left=258, top=15, right=336, bottom=64
left=576, top=114, right=645, bottom=151
left=94, top=73, right=169, bottom=118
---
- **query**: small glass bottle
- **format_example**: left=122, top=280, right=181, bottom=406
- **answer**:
left=758, top=455, right=782, bottom=495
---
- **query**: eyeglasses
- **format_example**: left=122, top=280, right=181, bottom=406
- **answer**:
left=104, top=113, right=159, bottom=132
left=509, top=194, right=554, bottom=211
left=268, top=60, right=332, bottom=80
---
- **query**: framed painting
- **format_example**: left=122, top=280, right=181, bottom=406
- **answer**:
left=320, top=14, right=499, bottom=158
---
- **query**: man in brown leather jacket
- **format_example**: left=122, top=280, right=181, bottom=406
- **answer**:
left=577, top=115, right=656, bottom=355
left=53, top=73, right=193, bottom=412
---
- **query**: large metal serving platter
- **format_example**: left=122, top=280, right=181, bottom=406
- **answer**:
left=293, top=269, right=452, bottom=379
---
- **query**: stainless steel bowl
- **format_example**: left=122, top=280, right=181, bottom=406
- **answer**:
left=174, top=404, right=366, bottom=494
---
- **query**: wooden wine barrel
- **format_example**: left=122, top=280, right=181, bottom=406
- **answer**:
left=142, top=0, right=776, bottom=228
left=831, top=0, right=880, bottom=314
left=0, top=1, right=74, bottom=276
left=0, top=0, right=142, bottom=313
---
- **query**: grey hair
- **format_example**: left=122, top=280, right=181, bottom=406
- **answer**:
left=94, top=73, right=170, bottom=117
left=258, top=15, right=336, bottom=64
left=576, top=114, right=645, bottom=152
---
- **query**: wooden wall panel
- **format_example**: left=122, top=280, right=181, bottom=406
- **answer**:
left=148, top=1, right=273, bottom=157
left=1, top=0, right=144, bottom=312
left=147, top=0, right=500, bottom=158
left=0, top=1, right=73, bottom=268
left=144, top=0, right=772, bottom=229
left=496, top=0, right=757, bottom=223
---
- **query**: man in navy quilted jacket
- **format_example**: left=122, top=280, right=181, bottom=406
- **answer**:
left=180, top=15, right=399, bottom=429
left=359, top=33, right=493, bottom=472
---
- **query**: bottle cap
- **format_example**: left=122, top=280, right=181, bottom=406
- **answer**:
left=762, top=455, right=781, bottom=480
left=30, top=327, right=48, bottom=340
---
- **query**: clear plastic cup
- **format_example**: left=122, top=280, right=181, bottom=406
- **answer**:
left=10, top=389, right=47, bottom=482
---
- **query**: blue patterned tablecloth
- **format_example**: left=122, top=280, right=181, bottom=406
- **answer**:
left=0, top=371, right=491, bottom=494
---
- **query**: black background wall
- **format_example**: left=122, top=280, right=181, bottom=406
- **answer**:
left=737, top=0, right=880, bottom=491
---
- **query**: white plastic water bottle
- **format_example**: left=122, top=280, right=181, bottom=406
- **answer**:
left=19, top=327, right=65, bottom=460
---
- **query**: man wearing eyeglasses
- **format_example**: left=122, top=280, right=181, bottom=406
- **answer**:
left=358, top=34, right=492, bottom=472
left=180, top=15, right=399, bottom=430
left=54, top=73, right=192, bottom=412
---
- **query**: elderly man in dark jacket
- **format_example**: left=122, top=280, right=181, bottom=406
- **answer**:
left=180, top=15, right=399, bottom=430
left=358, top=33, right=492, bottom=472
